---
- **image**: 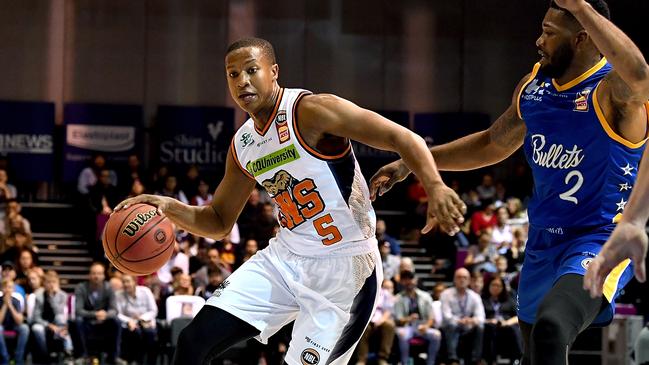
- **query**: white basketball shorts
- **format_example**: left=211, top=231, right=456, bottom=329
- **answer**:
left=206, top=238, right=383, bottom=365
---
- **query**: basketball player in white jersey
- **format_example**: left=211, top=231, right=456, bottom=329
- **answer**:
left=114, top=37, right=466, bottom=365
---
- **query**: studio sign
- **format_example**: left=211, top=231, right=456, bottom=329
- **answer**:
left=67, top=124, right=135, bottom=152
left=159, top=121, right=227, bottom=165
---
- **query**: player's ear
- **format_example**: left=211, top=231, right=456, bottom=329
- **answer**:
left=575, top=30, right=589, bottom=48
left=271, top=64, right=279, bottom=82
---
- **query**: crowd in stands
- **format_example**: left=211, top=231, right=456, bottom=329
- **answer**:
left=0, top=153, right=537, bottom=365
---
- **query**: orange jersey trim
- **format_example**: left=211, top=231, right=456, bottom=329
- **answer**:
left=254, top=88, right=284, bottom=136
left=292, top=92, right=352, bottom=160
left=230, top=138, right=255, bottom=180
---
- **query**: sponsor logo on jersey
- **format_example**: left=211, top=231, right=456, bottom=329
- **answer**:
left=530, top=134, right=584, bottom=170
left=581, top=258, right=593, bottom=269
left=245, top=145, right=300, bottom=177
left=275, top=110, right=290, bottom=143
left=213, top=279, right=230, bottom=297
left=301, top=348, right=320, bottom=365
left=573, top=87, right=592, bottom=112
left=522, top=79, right=549, bottom=102
left=241, top=132, right=254, bottom=148
left=122, top=209, right=158, bottom=237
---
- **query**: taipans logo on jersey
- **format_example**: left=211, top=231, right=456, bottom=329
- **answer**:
left=574, top=87, right=592, bottom=112
left=530, top=134, right=585, bottom=170
left=301, top=349, right=320, bottom=365
left=245, top=144, right=300, bottom=177
left=522, top=79, right=550, bottom=102
left=275, top=110, right=290, bottom=144
left=241, top=132, right=254, bottom=148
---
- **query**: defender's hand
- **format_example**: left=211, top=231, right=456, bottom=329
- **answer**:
left=553, top=0, right=588, bottom=12
left=583, top=221, right=648, bottom=298
left=423, top=183, right=466, bottom=236
left=369, top=160, right=411, bottom=201
left=113, top=194, right=175, bottom=216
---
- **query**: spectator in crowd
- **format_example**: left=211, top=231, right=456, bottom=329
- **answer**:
left=235, top=239, right=258, bottom=269
left=470, top=201, right=497, bottom=238
left=172, top=274, right=194, bottom=296
left=252, top=202, right=278, bottom=249
left=142, top=274, right=171, bottom=320
left=219, top=238, right=236, bottom=269
left=494, top=256, right=517, bottom=292
left=1, top=262, right=25, bottom=298
left=356, top=279, right=396, bottom=365
left=150, top=165, right=169, bottom=194
left=0, top=278, right=28, bottom=365
left=505, top=197, right=527, bottom=225
left=117, top=154, right=145, bottom=196
left=380, top=240, right=401, bottom=281
left=394, top=271, right=441, bottom=365
left=157, top=242, right=189, bottom=284
left=26, top=269, right=43, bottom=299
left=116, top=275, right=158, bottom=365
left=190, top=179, right=213, bottom=206
left=195, top=267, right=225, bottom=300
left=0, top=200, right=31, bottom=236
left=494, top=182, right=507, bottom=204
left=15, top=249, right=41, bottom=292
left=70, top=262, right=121, bottom=364
left=237, top=188, right=263, bottom=241
left=461, top=190, right=482, bottom=216
left=491, top=207, right=513, bottom=252
left=432, top=282, right=447, bottom=302
left=31, top=271, right=73, bottom=362
left=376, top=219, right=400, bottom=256
left=503, top=228, right=526, bottom=272
left=156, top=175, right=188, bottom=205
left=194, top=247, right=231, bottom=289
left=181, top=165, right=201, bottom=201
left=127, top=179, right=146, bottom=198
left=482, top=276, right=522, bottom=363
left=470, top=271, right=484, bottom=294
left=441, top=268, right=485, bottom=365
left=476, top=174, right=496, bottom=201
left=431, top=282, right=446, bottom=332
left=77, top=154, right=116, bottom=195
left=0, top=169, right=17, bottom=203
left=465, top=231, right=498, bottom=273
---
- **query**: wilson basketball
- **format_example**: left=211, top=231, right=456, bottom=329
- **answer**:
left=102, top=203, right=175, bottom=276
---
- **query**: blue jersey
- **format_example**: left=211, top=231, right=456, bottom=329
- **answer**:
left=518, top=58, right=647, bottom=230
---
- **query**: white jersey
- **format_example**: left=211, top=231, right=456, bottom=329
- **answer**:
left=231, top=88, right=376, bottom=257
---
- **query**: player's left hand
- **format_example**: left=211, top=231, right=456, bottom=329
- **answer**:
left=583, top=221, right=648, bottom=298
left=423, top=183, right=466, bottom=236
left=553, top=0, right=588, bottom=12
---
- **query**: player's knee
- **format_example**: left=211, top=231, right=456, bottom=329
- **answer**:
left=532, top=313, right=567, bottom=346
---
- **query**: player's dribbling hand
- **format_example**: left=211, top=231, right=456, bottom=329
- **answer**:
left=113, top=194, right=174, bottom=216
left=583, top=221, right=648, bottom=298
left=368, top=159, right=411, bottom=201
left=423, top=183, right=467, bottom=236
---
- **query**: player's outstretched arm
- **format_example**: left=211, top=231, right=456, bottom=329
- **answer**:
left=114, top=148, right=256, bottom=240
left=297, top=94, right=465, bottom=235
left=584, top=149, right=649, bottom=297
left=369, top=74, right=530, bottom=199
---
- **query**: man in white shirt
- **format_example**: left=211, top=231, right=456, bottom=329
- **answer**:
left=116, top=275, right=158, bottom=365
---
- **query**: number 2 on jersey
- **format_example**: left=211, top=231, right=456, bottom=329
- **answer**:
left=559, top=170, right=584, bottom=204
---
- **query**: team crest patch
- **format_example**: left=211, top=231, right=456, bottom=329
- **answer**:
left=275, top=110, right=290, bottom=143
left=301, top=348, right=320, bottom=365
left=574, top=88, right=592, bottom=112
left=581, top=258, right=593, bottom=269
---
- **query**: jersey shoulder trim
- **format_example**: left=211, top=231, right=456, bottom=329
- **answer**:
left=254, top=88, right=285, bottom=136
left=230, top=138, right=255, bottom=180
left=292, top=92, right=352, bottom=160
left=592, top=81, right=648, bottom=149
left=516, top=63, right=541, bottom=119
left=552, top=57, right=607, bottom=92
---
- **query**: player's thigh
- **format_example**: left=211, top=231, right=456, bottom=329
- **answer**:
left=517, top=249, right=556, bottom=324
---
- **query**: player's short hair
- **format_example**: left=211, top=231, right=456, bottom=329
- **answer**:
left=550, top=0, right=610, bottom=22
left=226, top=37, right=277, bottom=64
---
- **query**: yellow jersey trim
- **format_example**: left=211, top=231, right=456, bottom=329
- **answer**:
left=516, top=63, right=541, bottom=120
left=602, top=259, right=631, bottom=302
left=552, top=57, right=608, bottom=92
left=593, top=82, right=648, bottom=149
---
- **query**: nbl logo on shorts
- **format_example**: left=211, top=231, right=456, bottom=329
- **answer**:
left=301, top=348, right=320, bottom=365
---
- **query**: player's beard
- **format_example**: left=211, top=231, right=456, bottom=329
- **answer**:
left=540, top=42, right=574, bottom=79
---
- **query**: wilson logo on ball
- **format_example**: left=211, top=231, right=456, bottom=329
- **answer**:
left=122, top=209, right=158, bottom=237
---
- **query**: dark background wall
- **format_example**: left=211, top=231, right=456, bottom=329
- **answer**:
left=2, top=0, right=648, bottom=128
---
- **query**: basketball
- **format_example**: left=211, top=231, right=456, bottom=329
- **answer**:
left=102, top=203, right=175, bottom=276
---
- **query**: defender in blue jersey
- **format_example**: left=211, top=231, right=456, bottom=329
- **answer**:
left=370, top=1, right=649, bottom=364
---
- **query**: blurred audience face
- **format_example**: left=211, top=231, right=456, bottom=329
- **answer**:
left=165, top=176, right=178, bottom=192
left=470, top=272, right=484, bottom=293
left=131, top=179, right=145, bottom=196
left=454, top=268, right=470, bottom=291
left=198, top=180, right=210, bottom=196
left=245, top=240, right=258, bottom=255
left=376, top=219, right=386, bottom=236
left=93, top=155, right=106, bottom=169
left=178, top=274, right=192, bottom=289
left=27, top=270, right=42, bottom=291
left=122, top=275, right=136, bottom=294
left=208, top=248, right=220, bottom=265
left=89, top=263, right=106, bottom=286
left=128, top=155, right=140, bottom=169
left=496, top=256, right=508, bottom=273
left=248, top=188, right=260, bottom=205
left=432, top=283, right=447, bottom=301
left=5, top=200, right=20, bottom=216
left=99, top=169, right=112, bottom=186
left=2, top=279, right=14, bottom=295
left=482, top=174, right=494, bottom=187
left=18, top=250, right=33, bottom=270
left=400, top=273, right=417, bottom=293
left=187, top=165, right=199, bottom=180
left=0, top=169, right=7, bottom=183
left=44, top=272, right=60, bottom=293
left=399, top=257, right=414, bottom=273
left=208, top=271, right=223, bottom=286
left=2, top=265, right=16, bottom=280
left=379, top=241, right=390, bottom=258
left=478, top=232, right=491, bottom=249
left=262, top=203, right=274, bottom=220
left=109, top=276, right=123, bottom=292
left=381, top=279, right=394, bottom=295
left=507, top=198, right=522, bottom=216
left=497, top=207, right=509, bottom=225
left=489, top=278, right=505, bottom=299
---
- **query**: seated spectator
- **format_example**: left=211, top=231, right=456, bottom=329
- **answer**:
left=380, top=240, right=401, bottom=281
left=69, top=262, right=122, bottom=364
left=441, top=268, right=485, bottom=365
left=503, top=228, right=526, bottom=272
left=235, top=239, right=258, bottom=269
left=470, top=271, right=484, bottom=294
left=181, top=165, right=201, bottom=202
left=491, top=207, right=513, bottom=252
left=0, top=278, right=28, bottom=365
left=470, top=201, right=497, bottom=237
left=173, top=274, right=194, bottom=296
left=25, top=270, right=44, bottom=312
left=127, top=178, right=146, bottom=198
left=117, top=154, right=145, bottom=197
left=0, top=169, right=17, bottom=203
left=494, top=256, right=517, bottom=292
left=15, top=249, right=41, bottom=292
left=77, top=154, right=117, bottom=195
left=476, top=174, right=496, bottom=201
left=1, top=217, right=34, bottom=263
left=195, top=267, right=225, bottom=300
left=116, top=275, right=157, bottom=365
left=394, top=271, right=441, bottom=365
left=157, top=242, right=189, bottom=284
left=194, top=247, right=231, bottom=289
left=156, top=175, right=188, bottom=204
left=1, top=262, right=25, bottom=299
left=31, top=271, right=73, bottom=361
left=357, top=279, right=396, bottom=365
left=252, top=203, right=278, bottom=249
left=219, top=238, right=236, bottom=268
left=505, top=197, right=528, bottom=227
left=142, top=274, right=172, bottom=320
left=482, top=276, right=522, bottom=363
left=191, top=179, right=213, bottom=206
left=376, top=219, right=401, bottom=256
left=237, top=188, right=263, bottom=241
left=0, top=200, right=31, bottom=236
left=465, top=231, right=498, bottom=273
